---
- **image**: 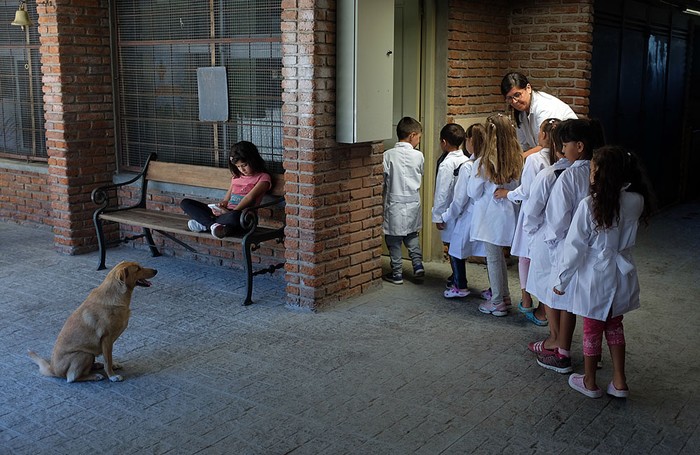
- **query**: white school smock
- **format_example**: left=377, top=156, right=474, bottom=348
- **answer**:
left=383, top=142, right=424, bottom=236
left=432, top=150, right=469, bottom=243
left=443, top=158, right=485, bottom=259
left=554, top=191, right=643, bottom=321
left=507, top=148, right=550, bottom=258
left=516, top=91, right=577, bottom=151
left=523, top=158, right=571, bottom=302
left=542, top=160, right=591, bottom=310
left=468, top=157, right=520, bottom=247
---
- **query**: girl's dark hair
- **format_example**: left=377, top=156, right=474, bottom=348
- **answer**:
left=466, top=123, right=487, bottom=159
left=228, top=141, right=268, bottom=177
left=440, top=123, right=466, bottom=149
left=500, top=72, right=532, bottom=128
left=540, top=118, right=560, bottom=165
left=558, top=118, right=605, bottom=160
left=590, top=146, right=655, bottom=229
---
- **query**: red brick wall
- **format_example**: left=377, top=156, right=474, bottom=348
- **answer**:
left=281, top=0, right=383, bottom=310
left=448, top=0, right=593, bottom=119
left=38, top=0, right=114, bottom=254
left=0, top=165, right=51, bottom=226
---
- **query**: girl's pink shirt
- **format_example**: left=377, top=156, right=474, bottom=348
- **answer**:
left=227, top=172, right=272, bottom=208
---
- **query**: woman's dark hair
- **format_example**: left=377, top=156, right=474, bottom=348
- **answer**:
left=558, top=118, right=605, bottom=160
left=590, top=146, right=655, bottom=229
left=228, top=141, right=268, bottom=177
left=501, top=72, right=532, bottom=128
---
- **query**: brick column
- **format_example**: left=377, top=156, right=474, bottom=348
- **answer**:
left=281, top=0, right=384, bottom=310
left=38, top=0, right=114, bottom=254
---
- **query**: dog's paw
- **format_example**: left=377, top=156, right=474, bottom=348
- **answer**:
left=92, top=373, right=105, bottom=381
left=112, top=362, right=122, bottom=370
left=109, top=374, right=124, bottom=382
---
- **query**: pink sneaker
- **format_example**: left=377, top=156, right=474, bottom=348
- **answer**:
left=478, top=300, right=508, bottom=316
left=568, top=373, right=603, bottom=398
left=480, top=288, right=492, bottom=300
left=444, top=286, right=470, bottom=299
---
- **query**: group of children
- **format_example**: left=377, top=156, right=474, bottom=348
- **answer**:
left=382, top=115, right=653, bottom=399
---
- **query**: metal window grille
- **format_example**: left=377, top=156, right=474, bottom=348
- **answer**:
left=0, top=1, right=46, bottom=161
left=114, top=0, right=284, bottom=172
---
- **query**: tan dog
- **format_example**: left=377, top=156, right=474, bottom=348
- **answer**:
left=28, top=261, right=157, bottom=383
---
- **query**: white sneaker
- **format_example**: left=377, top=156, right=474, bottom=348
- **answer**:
left=444, top=287, right=470, bottom=299
left=210, top=222, right=227, bottom=238
left=187, top=219, right=207, bottom=232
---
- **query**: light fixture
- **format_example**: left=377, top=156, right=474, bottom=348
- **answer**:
left=683, top=8, right=700, bottom=17
left=11, top=1, right=32, bottom=30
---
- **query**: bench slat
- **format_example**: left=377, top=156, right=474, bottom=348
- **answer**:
left=146, top=162, right=232, bottom=190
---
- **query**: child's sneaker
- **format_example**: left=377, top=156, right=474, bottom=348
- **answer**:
left=480, top=288, right=492, bottom=300
left=382, top=272, right=403, bottom=285
left=413, top=264, right=425, bottom=278
left=187, top=219, right=207, bottom=232
left=478, top=300, right=508, bottom=316
left=569, top=373, right=603, bottom=398
left=536, top=350, right=573, bottom=374
left=444, top=286, right=470, bottom=299
left=210, top=223, right=227, bottom=238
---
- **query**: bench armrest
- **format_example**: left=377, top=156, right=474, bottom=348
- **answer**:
left=91, top=152, right=158, bottom=212
left=240, top=194, right=285, bottom=232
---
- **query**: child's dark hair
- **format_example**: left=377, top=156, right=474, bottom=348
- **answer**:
left=548, top=120, right=565, bottom=165
left=590, top=146, right=655, bottom=229
left=228, top=141, right=268, bottom=177
left=396, top=116, right=422, bottom=140
left=466, top=123, right=487, bottom=159
left=440, top=123, right=466, bottom=149
left=558, top=118, right=605, bottom=160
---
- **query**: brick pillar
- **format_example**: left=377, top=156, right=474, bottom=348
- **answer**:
left=281, top=0, right=384, bottom=310
left=38, top=0, right=114, bottom=254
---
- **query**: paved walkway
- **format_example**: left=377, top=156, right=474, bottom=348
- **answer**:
left=1, top=202, right=699, bottom=454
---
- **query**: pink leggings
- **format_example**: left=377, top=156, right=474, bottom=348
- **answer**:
left=582, top=315, right=625, bottom=357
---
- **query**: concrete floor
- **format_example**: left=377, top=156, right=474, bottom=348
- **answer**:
left=1, top=202, right=699, bottom=454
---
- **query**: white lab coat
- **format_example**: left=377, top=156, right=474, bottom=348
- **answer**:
left=507, top=148, right=550, bottom=257
left=468, top=157, right=520, bottom=247
left=543, top=160, right=591, bottom=310
left=383, top=142, right=424, bottom=236
left=523, top=158, right=571, bottom=302
left=442, top=157, right=485, bottom=259
left=554, top=190, right=643, bottom=321
left=432, top=150, right=469, bottom=243
left=516, top=91, right=577, bottom=151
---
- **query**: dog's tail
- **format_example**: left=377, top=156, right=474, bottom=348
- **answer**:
left=27, top=350, right=56, bottom=377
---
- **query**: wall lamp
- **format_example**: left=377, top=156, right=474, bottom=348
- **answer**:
left=11, top=1, right=32, bottom=30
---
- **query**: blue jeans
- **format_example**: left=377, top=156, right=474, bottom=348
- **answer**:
left=449, top=255, right=468, bottom=289
left=385, top=232, right=422, bottom=275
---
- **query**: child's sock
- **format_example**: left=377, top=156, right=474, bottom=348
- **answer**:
left=557, top=348, right=571, bottom=358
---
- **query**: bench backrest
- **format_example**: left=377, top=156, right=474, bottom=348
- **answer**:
left=146, top=161, right=285, bottom=196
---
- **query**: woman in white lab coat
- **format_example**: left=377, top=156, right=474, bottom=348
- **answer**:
left=500, top=72, right=577, bottom=157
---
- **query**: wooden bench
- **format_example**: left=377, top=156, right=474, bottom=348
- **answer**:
left=91, top=152, right=285, bottom=305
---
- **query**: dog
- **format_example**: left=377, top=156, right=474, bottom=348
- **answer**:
left=28, top=261, right=157, bottom=383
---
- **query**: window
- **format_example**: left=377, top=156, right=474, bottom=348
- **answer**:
left=114, top=0, right=283, bottom=172
left=0, top=1, right=46, bottom=161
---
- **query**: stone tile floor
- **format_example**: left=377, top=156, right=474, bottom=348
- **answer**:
left=1, top=202, right=698, bottom=454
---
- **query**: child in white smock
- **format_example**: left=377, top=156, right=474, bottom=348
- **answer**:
left=441, top=124, right=487, bottom=298
left=535, top=119, right=605, bottom=374
left=468, top=114, right=523, bottom=316
left=495, top=118, right=560, bottom=324
left=553, top=146, right=653, bottom=398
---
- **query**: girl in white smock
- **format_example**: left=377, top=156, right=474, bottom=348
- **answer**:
left=553, top=146, right=653, bottom=399
left=468, top=114, right=523, bottom=317
left=442, top=124, right=487, bottom=298
left=495, top=118, right=560, bottom=324
left=534, top=119, right=606, bottom=375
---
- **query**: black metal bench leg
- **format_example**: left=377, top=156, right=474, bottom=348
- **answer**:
left=93, top=213, right=107, bottom=270
left=242, top=238, right=254, bottom=306
left=143, top=228, right=162, bottom=257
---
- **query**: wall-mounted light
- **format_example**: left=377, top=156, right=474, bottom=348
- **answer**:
left=683, top=8, right=700, bottom=17
left=11, top=1, right=32, bottom=30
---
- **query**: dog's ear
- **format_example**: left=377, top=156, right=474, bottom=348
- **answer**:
left=116, top=266, right=129, bottom=286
